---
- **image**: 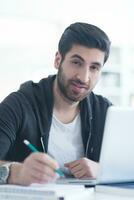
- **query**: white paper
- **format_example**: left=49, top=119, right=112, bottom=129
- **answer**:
left=0, top=184, right=57, bottom=200
left=0, top=182, right=94, bottom=200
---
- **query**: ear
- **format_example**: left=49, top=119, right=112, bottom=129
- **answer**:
left=54, top=51, right=62, bottom=70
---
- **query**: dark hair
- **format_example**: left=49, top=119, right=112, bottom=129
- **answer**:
left=58, top=22, right=111, bottom=64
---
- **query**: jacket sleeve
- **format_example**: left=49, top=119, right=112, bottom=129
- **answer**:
left=0, top=92, right=23, bottom=159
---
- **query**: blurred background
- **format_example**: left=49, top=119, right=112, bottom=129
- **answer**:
left=0, top=0, right=134, bottom=106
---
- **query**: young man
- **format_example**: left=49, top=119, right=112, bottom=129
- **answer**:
left=0, top=22, right=112, bottom=186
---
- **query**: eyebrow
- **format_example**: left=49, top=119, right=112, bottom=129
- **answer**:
left=71, top=54, right=103, bottom=68
left=71, top=54, right=85, bottom=62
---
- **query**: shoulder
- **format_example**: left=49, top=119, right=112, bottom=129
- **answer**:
left=89, top=92, right=112, bottom=108
left=19, top=75, right=56, bottom=92
left=88, top=92, right=113, bottom=122
left=82, top=92, right=112, bottom=119
left=0, top=75, right=56, bottom=109
left=80, top=92, right=112, bottom=120
left=17, top=75, right=56, bottom=100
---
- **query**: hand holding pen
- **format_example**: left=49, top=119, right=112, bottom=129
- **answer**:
left=24, top=140, right=64, bottom=177
left=8, top=140, right=64, bottom=186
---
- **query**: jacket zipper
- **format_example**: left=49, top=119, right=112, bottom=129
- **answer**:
left=40, top=136, right=45, bottom=152
left=85, top=117, right=92, bottom=157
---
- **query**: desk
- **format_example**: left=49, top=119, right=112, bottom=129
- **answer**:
left=0, top=184, right=134, bottom=200
left=71, top=189, right=134, bottom=200
left=94, top=192, right=134, bottom=200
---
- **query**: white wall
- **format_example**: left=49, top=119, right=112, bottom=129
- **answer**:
left=0, top=0, right=134, bottom=104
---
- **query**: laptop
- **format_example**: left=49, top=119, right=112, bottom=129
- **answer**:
left=56, top=106, right=134, bottom=186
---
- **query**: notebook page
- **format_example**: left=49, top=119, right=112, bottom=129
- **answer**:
left=31, top=183, right=94, bottom=200
left=0, top=184, right=57, bottom=200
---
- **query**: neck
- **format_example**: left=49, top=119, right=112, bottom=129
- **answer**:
left=53, top=78, right=80, bottom=123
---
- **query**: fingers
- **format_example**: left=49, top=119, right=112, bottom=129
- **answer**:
left=64, top=158, right=99, bottom=179
left=65, top=159, right=83, bottom=178
left=32, top=162, right=57, bottom=179
left=17, top=152, right=59, bottom=185
left=65, top=161, right=86, bottom=178
left=31, top=152, right=59, bottom=170
left=29, top=167, right=57, bottom=184
left=67, top=164, right=81, bottom=174
left=73, top=170, right=86, bottom=179
left=65, top=160, right=79, bottom=168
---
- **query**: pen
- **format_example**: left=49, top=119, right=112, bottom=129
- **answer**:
left=23, top=139, right=64, bottom=177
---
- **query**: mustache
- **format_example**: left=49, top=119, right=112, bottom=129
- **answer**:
left=70, top=79, right=89, bottom=89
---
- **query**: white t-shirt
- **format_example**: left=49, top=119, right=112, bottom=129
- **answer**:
left=48, top=113, right=84, bottom=175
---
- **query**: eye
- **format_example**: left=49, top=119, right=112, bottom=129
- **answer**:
left=72, top=60, right=82, bottom=66
left=90, top=65, right=100, bottom=72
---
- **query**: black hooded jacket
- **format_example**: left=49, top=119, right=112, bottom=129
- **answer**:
left=0, top=75, right=112, bottom=162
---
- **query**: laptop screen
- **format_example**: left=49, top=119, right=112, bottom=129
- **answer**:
left=97, top=106, right=134, bottom=184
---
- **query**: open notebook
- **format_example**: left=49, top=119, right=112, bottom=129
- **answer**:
left=0, top=183, right=93, bottom=200
left=57, top=106, right=134, bottom=186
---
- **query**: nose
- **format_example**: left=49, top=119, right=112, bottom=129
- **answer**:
left=76, top=66, right=90, bottom=83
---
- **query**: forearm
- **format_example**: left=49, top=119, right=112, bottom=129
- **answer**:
left=8, top=162, right=22, bottom=184
left=1, top=153, right=59, bottom=186
left=0, top=161, right=7, bottom=165
left=0, top=160, right=22, bottom=184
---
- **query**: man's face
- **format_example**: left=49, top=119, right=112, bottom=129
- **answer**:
left=54, top=45, right=105, bottom=102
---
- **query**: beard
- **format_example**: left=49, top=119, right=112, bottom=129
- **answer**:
left=57, top=65, right=91, bottom=102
